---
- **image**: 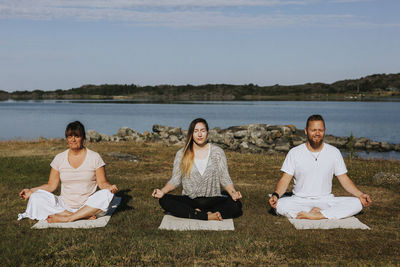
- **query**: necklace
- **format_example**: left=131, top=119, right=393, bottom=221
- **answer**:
left=307, top=143, right=323, bottom=161
left=310, top=151, right=321, bottom=161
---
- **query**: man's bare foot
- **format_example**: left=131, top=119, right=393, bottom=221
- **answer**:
left=88, top=215, right=96, bottom=220
left=296, top=211, right=327, bottom=220
left=47, top=214, right=71, bottom=223
left=207, top=211, right=223, bottom=221
left=309, top=207, right=321, bottom=213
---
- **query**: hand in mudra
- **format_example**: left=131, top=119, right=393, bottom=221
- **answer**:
left=152, top=189, right=164, bottom=199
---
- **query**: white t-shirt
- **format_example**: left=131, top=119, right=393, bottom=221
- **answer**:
left=194, top=145, right=211, bottom=176
left=50, top=148, right=105, bottom=209
left=281, top=143, right=347, bottom=198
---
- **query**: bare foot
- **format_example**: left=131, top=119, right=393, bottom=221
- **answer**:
left=309, top=207, right=321, bottom=213
left=296, top=211, right=327, bottom=220
left=207, top=211, right=223, bottom=221
left=88, top=215, right=96, bottom=220
left=54, top=210, right=73, bottom=216
left=47, top=214, right=71, bottom=223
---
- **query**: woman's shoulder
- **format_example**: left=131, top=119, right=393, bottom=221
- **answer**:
left=86, top=148, right=102, bottom=159
left=210, top=144, right=225, bottom=156
left=54, top=149, right=68, bottom=159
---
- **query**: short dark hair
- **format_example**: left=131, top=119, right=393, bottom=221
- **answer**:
left=65, top=121, right=86, bottom=142
left=306, top=114, right=325, bottom=129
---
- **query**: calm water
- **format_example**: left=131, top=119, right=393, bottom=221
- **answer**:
left=1, top=100, right=399, bottom=148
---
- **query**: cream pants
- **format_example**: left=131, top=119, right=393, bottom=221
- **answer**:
left=18, top=189, right=114, bottom=221
left=276, top=194, right=363, bottom=219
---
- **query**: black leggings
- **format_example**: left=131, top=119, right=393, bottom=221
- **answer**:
left=159, top=192, right=242, bottom=220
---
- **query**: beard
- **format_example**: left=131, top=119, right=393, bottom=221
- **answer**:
left=307, top=135, right=324, bottom=149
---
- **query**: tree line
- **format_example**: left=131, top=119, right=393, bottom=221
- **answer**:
left=2, top=73, right=400, bottom=101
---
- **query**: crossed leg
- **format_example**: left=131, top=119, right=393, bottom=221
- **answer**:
left=296, top=207, right=327, bottom=220
left=47, top=205, right=101, bottom=223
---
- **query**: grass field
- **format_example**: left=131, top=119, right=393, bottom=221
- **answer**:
left=1, top=140, right=399, bottom=266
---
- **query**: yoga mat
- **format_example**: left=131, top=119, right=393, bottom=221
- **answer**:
left=288, top=216, right=370, bottom=230
left=32, top=197, right=121, bottom=229
left=158, top=215, right=234, bottom=231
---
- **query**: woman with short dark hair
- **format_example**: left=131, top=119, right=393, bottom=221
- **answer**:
left=18, top=121, right=118, bottom=223
left=152, top=118, right=242, bottom=221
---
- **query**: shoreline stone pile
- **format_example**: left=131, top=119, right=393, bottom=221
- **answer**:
left=85, top=124, right=400, bottom=154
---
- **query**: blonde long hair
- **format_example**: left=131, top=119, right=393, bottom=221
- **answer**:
left=180, top=118, right=209, bottom=177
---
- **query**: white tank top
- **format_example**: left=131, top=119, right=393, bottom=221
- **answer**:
left=194, top=145, right=210, bottom=176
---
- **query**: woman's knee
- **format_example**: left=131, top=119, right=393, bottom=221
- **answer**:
left=29, top=190, right=52, bottom=203
left=229, top=199, right=243, bottom=218
left=158, top=194, right=171, bottom=210
left=96, top=189, right=114, bottom=198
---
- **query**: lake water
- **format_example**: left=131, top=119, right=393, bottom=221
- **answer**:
left=1, top=100, right=399, bottom=159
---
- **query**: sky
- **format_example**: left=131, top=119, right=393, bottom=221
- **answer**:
left=0, top=0, right=399, bottom=92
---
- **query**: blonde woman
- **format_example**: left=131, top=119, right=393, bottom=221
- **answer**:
left=152, top=118, right=242, bottom=221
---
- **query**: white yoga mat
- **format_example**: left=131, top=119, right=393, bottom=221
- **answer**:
left=288, top=216, right=370, bottom=230
left=32, top=197, right=121, bottom=229
left=158, top=215, right=234, bottom=231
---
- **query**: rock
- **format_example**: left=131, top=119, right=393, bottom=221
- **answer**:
left=280, top=126, right=292, bottom=136
left=369, top=141, right=380, bottom=149
left=373, top=172, right=400, bottom=185
left=86, top=130, right=101, bottom=142
left=270, top=130, right=281, bottom=139
left=234, top=130, right=248, bottom=139
left=380, top=142, right=392, bottom=151
left=152, top=124, right=172, bottom=133
left=100, top=133, right=110, bottom=141
left=168, top=127, right=182, bottom=136
left=208, top=131, right=224, bottom=144
left=274, top=143, right=290, bottom=152
left=291, top=136, right=304, bottom=147
left=354, top=141, right=365, bottom=149
left=117, top=127, right=136, bottom=137
left=287, top=124, right=297, bottom=133
left=107, top=152, right=140, bottom=162
left=169, top=135, right=180, bottom=144
left=223, top=132, right=234, bottom=146
left=109, top=135, right=124, bottom=142
left=336, top=137, right=348, bottom=148
left=239, top=141, right=249, bottom=149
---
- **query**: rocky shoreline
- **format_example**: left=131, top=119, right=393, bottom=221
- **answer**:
left=85, top=124, right=400, bottom=154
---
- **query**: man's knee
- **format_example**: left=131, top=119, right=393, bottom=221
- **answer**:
left=348, top=197, right=363, bottom=213
left=275, top=197, right=291, bottom=214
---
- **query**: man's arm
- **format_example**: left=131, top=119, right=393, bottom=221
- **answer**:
left=336, top=173, right=372, bottom=207
left=268, top=172, right=293, bottom=209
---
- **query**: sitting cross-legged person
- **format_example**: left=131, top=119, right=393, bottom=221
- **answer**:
left=268, top=114, right=372, bottom=220
left=18, top=121, right=118, bottom=223
left=152, top=118, right=243, bottom=221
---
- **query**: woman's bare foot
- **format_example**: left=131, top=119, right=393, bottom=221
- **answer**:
left=207, top=211, right=223, bottom=221
left=54, top=210, right=73, bottom=216
left=296, top=211, right=326, bottom=220
left=47, top=214, right=71, bottom=223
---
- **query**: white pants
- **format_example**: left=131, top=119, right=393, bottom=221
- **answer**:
left=18, top=189, right=114, bottom=221
left=276, top=194, right=363, bottom=219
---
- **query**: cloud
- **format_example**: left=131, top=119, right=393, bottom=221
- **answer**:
left=0, top=0, right=396, bottom=28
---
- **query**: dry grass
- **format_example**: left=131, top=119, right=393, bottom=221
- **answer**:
left=1, top=140, right=399, bottom=266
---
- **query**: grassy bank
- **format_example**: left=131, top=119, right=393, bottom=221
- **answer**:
left=1, top=140, right=399, bottom=266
